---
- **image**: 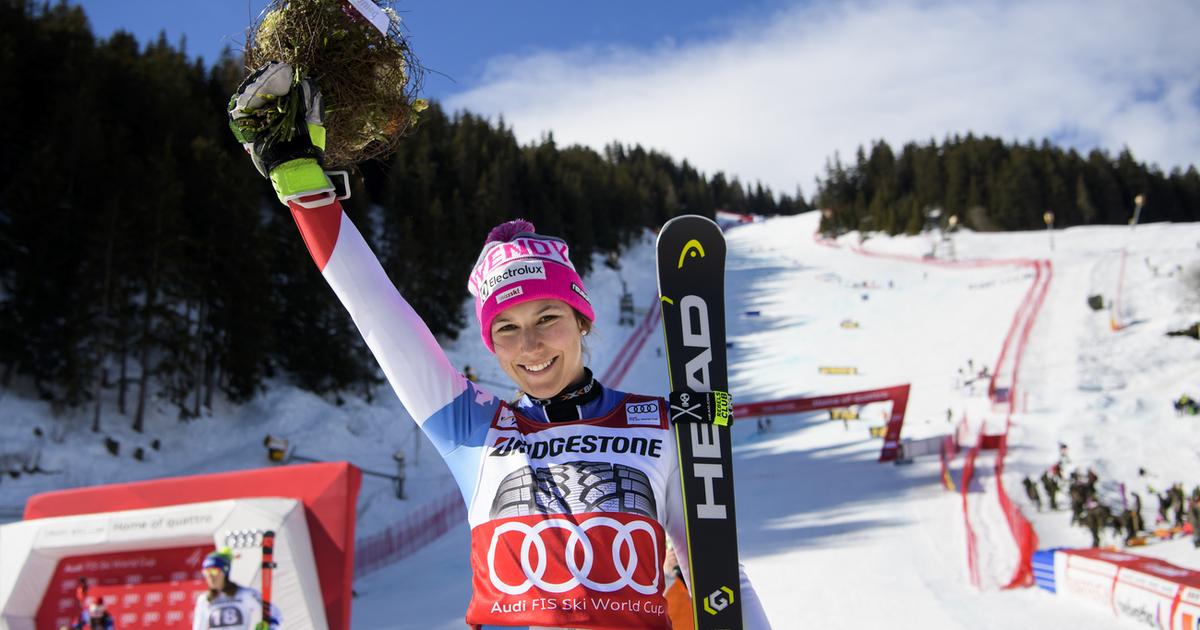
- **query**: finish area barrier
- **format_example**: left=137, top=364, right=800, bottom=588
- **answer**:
left=733, top=384, right=911, bottom=462
left=1040, top=548, right=1200, bottom=627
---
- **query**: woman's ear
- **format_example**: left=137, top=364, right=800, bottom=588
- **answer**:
left=575, top=312, right=592, bottom=336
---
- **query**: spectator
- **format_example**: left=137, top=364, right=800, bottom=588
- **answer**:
left=1130, top=491, right=1144, bottom=533
left=1069, top=479, right=1087, bottom=525
left=1022, top=476, right=1042, bottom=511
left=1107, top=508, right=1125, bottom=542
left=1170, top=484, right=1187, bottom=527
left=1040, top=470, right=1059, bottom=510
left=1189, top=492, right=1200, bottom=549
left=1154, top=488, right=1171, bottom=525
left=1119, top=507, right=1138, bottom=544
left=1085, top=468, right=1099, bottom=492
left=64, top=597, right=114, bottom=630
left=1083, top=499, right=1107, bottom=548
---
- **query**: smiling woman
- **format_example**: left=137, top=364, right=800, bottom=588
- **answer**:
left=228, top=65, right=771, bottom=628
left=489, top=298, right=591, bottom=400
left=468, top=219, right=597, bottom=403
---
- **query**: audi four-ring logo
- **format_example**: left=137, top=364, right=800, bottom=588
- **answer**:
left=487, top=517, right=660, bottom=595
left=222, top=528, right=265, bottom=549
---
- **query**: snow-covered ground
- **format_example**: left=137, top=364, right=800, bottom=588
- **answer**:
left=3, top=211, right=1199, bottom=628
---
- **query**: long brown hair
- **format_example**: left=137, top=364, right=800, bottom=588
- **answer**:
left=207, top=579, right=239, bottom=601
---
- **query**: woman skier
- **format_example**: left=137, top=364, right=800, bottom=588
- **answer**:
left=228, top=62, right=770, bottom=629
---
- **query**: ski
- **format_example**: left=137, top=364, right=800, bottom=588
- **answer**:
left=657, top=214, right=742, bottom=630
left=262, top=529, right=276, bottom=628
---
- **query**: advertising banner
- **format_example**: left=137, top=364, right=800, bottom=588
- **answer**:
left=732, top=384, right=910, bottom=461
left=37, top=545, right=208, bottom=630
left=1052, top=548, right=1200, bottom=628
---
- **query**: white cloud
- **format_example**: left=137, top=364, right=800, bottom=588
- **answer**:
left=443, top=0, right=1200, bottom=199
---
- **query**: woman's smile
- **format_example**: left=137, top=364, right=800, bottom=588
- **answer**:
left=520, top=357, right=557, bottom=373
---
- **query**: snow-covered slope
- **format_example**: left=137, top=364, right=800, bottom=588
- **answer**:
left=3, top=212, right=1199, bottom=629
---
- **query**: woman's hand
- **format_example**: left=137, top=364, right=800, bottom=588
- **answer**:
left=228, top=61, right=334, bottom=206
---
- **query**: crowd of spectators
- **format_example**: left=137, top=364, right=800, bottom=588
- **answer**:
left=1023, top=455, right=1200, bottom=549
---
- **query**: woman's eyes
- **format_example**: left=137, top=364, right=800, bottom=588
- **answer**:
left=494, top=314, right=559, bottom=335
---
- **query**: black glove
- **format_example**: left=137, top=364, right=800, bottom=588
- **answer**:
left=228, top=62, right=333, bottom=205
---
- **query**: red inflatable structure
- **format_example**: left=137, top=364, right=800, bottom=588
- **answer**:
left=20, top=462, right=361, bottom=630
left=733, top=384, right=911, bottom=462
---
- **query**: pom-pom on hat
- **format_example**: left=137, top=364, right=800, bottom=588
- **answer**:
left=468, top=219, right=594, bottom=352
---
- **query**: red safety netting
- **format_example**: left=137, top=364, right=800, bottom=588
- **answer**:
left=353, top=490, right=465, bottom=579
left=601, top=295, right=662, bottom=389
left=994, top=433, right=1038, bottom=589
left=961, top=431, right=982, bottom=588
left=815, top=230, right=1051, bottom=591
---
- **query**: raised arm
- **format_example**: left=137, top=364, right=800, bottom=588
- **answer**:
left=292, top=197, right=463, bottom=409
left=228, top=62, right=496, bottom=454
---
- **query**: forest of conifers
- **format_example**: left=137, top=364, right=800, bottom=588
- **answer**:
left=1, top=2, right=1196, bottom=430
left=814, top=136, right=1199, bottom=235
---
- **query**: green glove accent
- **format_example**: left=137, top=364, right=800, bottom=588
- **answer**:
left=269, top=158, right=334, bottom=206
left=229, top=62, right=327, bottom=179
left=307, top=123, right=327, bottom=151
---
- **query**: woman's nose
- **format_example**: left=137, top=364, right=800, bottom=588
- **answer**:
left=519, top=327, right=542, bottom=352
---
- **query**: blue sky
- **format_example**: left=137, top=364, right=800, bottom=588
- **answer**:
left=69, top=1, right=794, bottom=100
left=70, top=1, right=1200, bottom=196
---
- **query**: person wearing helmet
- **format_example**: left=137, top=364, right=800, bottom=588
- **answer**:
left=192, top=549, right=281, bottom=630
left=227, top=63, right=772, bottom=629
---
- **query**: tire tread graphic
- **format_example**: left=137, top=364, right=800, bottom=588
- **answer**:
left=491, top=461, right=657, bottom=519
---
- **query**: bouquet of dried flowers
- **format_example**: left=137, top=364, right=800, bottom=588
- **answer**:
left=242, top=0, right=426, bottom=167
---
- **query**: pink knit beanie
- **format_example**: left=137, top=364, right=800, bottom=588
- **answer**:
left=467, top=220, right=594, bottom=352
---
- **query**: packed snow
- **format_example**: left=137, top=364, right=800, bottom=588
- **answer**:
left=3, top=211, right=1199, bottom=629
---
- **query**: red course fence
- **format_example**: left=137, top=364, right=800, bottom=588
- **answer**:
left=601, top=296, right=662, bottom=389
left=994, top=433, right=1037, bottom=588
left=817, top=229, right=1049, bottom=590
left=970, top=260, right=1050, bottom=590
left=354, top=490, right=466, bottom=579
left=961, top=430, right=983, bottom=588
